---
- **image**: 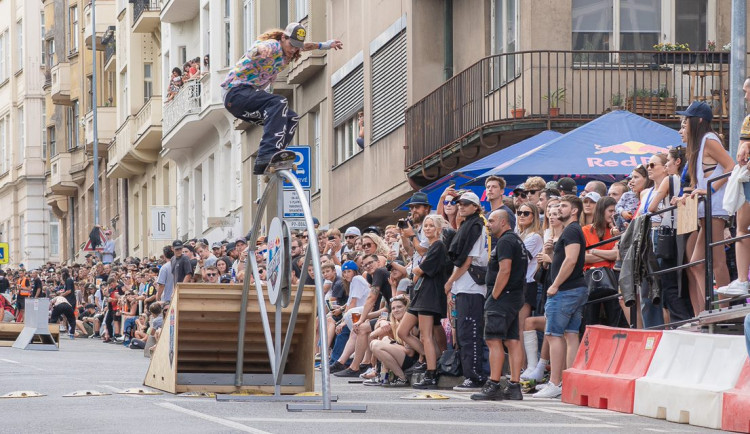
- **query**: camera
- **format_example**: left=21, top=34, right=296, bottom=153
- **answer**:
left=397, top=217, right=412, bottom=229
left=327, top=235, right=335, bottom=241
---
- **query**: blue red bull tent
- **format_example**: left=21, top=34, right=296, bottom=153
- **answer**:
left=466, top=110, right=683, bottom=188
left=396, top=130, right=563, bottom=210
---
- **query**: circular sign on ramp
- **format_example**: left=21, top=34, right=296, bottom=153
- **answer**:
left=266, top=217, right=285, bottom=305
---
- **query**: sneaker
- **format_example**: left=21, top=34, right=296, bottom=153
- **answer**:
left=716, top=280, right=750, bottom=296
left=360, top=367, right=378, bottom=379
left=520, top=366, right=545, bottom=382
left=386, top=377, right=410, bottom=387
left=69, top=334, right=75, bottom=340
left=363, top=376, right=382, bottom=386
left=470, top=380, right=503, bottom=401
left=534, top=382, right=548, bottom=392
left=114, top=335, right=124, bottom=343
left=333, top=368, right=361, bottom=378
left=329, top=361, right=347, bottom=374
left=502, top=382, right=523, bottom=401
left=404, top=361, right=426, bottom=375
left=253, top=160, right=270, bottom=175
left=453, top=378, right=484, bottom=392
left=532, top=382, right=562, bottom=399
left=412, top=373, right=438, bottom=389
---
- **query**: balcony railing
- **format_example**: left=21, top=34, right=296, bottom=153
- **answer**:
left=163, top=79, right=203, bottom=135
left=104, top=40, right=116, bottom=67
left=405, top=49, right=738, bottom=171
left=133, top=0, right=159, bottom=24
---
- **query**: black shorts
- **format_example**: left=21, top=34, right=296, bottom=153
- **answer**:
left=524, top=281, right=539, bottom=309
left=401, top=352, right=418, bottom=371
left=369, top=318, right=378, bottom=330
left=16, top=296, right=25, bottom=310
left=484, top=289, right=523, bottom=341
left=407, top=309, right=442, bottom=326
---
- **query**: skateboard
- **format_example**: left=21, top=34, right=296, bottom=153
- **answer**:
left=265, top=150, right=297, bottom=174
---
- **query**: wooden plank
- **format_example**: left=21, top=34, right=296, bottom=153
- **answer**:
left=143, top=292, right=180, bottom=394
left=677, top=195, right=699, bottom=235
left=174, top=384, right=305, bottom=394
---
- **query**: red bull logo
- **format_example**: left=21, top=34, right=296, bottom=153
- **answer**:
left=588, top=142, right=669, bottom=168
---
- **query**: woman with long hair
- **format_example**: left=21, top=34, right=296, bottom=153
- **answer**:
left=221, top=24, right=342, bottom=174
left=397, top=214, right=451, bottom=389
left=437, top=186, right=459, bottom=229
left=367, top=295, right=415, bottom=387
left=678, top=102, right=735, bottom=315
left=515, top=203, right=543, bottom=368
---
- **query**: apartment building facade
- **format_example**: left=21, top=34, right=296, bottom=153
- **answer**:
left=0, top=0, right=49, bottom=269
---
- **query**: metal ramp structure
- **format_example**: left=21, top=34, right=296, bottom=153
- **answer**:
left=12, top=298, right=58, bottom=351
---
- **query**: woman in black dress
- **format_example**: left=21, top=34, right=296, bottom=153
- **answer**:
left=397, top=214, right=451, bottom=389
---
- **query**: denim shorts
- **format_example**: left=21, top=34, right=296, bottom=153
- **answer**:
left=544, top=286, right=588, bottom=337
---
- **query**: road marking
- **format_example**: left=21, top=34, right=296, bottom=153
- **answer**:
left=0, top=358, right=19, bottom=364
left=500, top=402, right=601, bottom=421
left=157, top=402, right=272, bottom=434
left=644, top=429, right=670, bottom=433
left=229, top=417, right=615, bottom=429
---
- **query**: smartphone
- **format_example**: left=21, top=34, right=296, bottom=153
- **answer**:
left=380, top=311, right=388, bottom=320
left=325, top=299, right=334, bottom=311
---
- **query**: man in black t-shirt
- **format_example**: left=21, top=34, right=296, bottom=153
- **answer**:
left=31, top=270, right=44, bottom=298
left=532, top=195, right=588, bottom=400
left=472, top=209, right=527, bottom=401
left=170, top=240, right=194, bottom=284
left=0, top=270, right=11, bottom=294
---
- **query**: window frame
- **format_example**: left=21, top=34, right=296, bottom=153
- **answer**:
left=144, top=62, right=153, bottom=102
left=70, top=5, right=79, bottom=55
left=243, top=0, right=256, bottom=52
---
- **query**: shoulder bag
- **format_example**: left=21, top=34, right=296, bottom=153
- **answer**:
left=584, top=228, right=618, bottom=300
left=655, top=176, right=677, bottom=261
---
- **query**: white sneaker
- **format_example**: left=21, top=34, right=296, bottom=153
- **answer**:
left=534, top=382, right=549, bottom=391
left=520, top=366, right=545, bottom=382
left=716, top=280, right=750, bottom=296
left=532, top=382, right=562, bottom=399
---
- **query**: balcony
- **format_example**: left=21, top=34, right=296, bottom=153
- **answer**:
left=160, top=0, right=199, bottom=23
left=49, top=153, right=76, bottom=196
left=50, top=62, right=72, bottom=105
left=288, top=52, right=327, bottom=85
left=84, top=106, right=117, bottom=155
left=132, top=97, right=162, bottom=155
left=163, top=79, right=202, bottom=136
left=84, top=0, right=116, bottom=50
left=104, top=39, right=116, bottom=71
left=133, top=0, right=160, bottom=33
left=405, top=50, right=734, bottom=182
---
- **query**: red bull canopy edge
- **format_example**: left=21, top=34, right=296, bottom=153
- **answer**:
left=466, top=110, right=683, bottom=188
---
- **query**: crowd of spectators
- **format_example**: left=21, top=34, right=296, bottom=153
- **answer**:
left=166, top=55, right=209, bottom=102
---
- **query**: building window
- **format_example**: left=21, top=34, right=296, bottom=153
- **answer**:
left=49, top=211, right=59, bottom=257
left=144, top=63, right=153, bottom=102
left=295, top=0, right=308, bottom=20
left=42, top=108, right=47, bottom=160
left=67, top=102, right=79, bottom=150
left=491, top=0, right=519, bottom=86
left=120, top=71, right=128, bottom=121
left=17, top=107, right=24, bottom=162
left=16, top=20, right=23, bottom=72
left=243, top=0, right=255, bottom=52
left=313, top=111, right=321, bottom=192
left=48, top=126, right=56, bottom=158
left=676, top=0, right=708, bottom=54
left=332, top=63, right=364, bottom=165
left=46, top=39, right=55, bottom=68
left=40, top=12, right=45, bottom=66
left=224, top=0, right=231, bottom=67
left=70, top=6, right=79, bottom=54
left=0, top=30, right=7, bottom=82
left=178, top=46, right=187, bottom=67
left=371, top=31, right=407, bottom=144
left=86, top=75, right=93, bottom=110
left=279, top=0, right=288, bottom=27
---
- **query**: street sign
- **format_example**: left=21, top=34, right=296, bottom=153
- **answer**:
left=283, top=146, right=311, bottom=190
left=150, top=206, right=173, bottom=240
left=207, top=217, right=234, bottom=228
left=282, top=190, right=311, bottom=219
left=285, top=219, right=307, bottom=230
left=0, top=242, right=8, bottom=264
left=83, top=229, right=105, bottom=252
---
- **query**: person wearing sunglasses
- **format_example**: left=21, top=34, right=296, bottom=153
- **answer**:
left=515, top=203, right=544, bottom=368
left=203, top=266, right=220, bottom=284
left=522, top=176, right=547, bottom=208
left=512, top=184, right=528, bottom=209
left=437, top=186, right=460, bottom=229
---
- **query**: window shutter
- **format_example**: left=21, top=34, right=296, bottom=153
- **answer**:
left=371, top=31, right=406, bottom=143
left=332, top=65, right=364, bottom=128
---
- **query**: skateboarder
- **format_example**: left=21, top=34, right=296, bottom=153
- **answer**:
left=221, top=22, right=343, bottom=174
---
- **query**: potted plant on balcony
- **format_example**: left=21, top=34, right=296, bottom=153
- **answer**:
left=653, top=42, right=696, bottom=65
left=626, top=87, right=676, bottom=116
left=509, top=95, right=525, bottom=119
left=543, top=88, right=566, bottom=117
left=702, top=40, right=730, bottom=64
left=610, top=92, right=624, bottom=111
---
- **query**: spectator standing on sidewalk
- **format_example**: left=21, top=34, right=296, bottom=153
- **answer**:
left=471, top=209, right=527, bottom=401
left=533, top=195, right=588, bottom=399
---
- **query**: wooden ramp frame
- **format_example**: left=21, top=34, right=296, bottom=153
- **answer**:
left=0, top=324, right=60, bottom=347
left=144, top=283, right=316, bottom=394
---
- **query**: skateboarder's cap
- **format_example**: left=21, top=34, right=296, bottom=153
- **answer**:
left=284, top=22, right=306, bottom=49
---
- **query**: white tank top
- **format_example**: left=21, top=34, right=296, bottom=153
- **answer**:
left=696, top=132, right=727, bottom=218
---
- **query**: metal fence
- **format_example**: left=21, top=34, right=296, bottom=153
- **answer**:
left=133, top=0, right=160, bottom=24
left=406, top=50, right=741, bottom=170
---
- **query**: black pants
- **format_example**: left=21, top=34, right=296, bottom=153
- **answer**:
left=582, top=298, right=628, bottom=329
left=49, top=303, right=76, bottom=334
left=104, top=309, right=116, bottom=338
left=658, top=256, right=694, bottom=322
left=224, top=86, right=299, bottom=162
left=455, top=293, right=486, bottom=382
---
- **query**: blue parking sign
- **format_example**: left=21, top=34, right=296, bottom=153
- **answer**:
left=0, top=242, right=8, bottom=264
left=283, top=146, right=311, bottom=190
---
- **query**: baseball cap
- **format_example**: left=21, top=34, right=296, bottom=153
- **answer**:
left=172, top=240, right=184, bottom=248
left=211, top=242, right=222, bottom=249
left=583, top=192, right=601, bottom=203
left=226, top=242, right=236, bottom=252
left=557, top=177, right=577, bottom=195
left=512, top=183, right=526, bottom=195
left=676, top=101, right=713, bottom=122
left=283, top=22, right=306, bottom=49
left=363, top=226, right=381, bottom=236
left=545, top=181, right=559, bottom=190
left=408, top=192, right=430, bottom=207
left=342, top=260, right=359, bottom=272
left=312, top=217, right=320, bottom=226
left=458, top=192, right=481, bottom=206
left=235, top=238, right=247, bottom=245
left=344, top=227, right=361, bottom=237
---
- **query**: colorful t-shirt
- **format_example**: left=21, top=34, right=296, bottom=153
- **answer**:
left=220, top=40, right=289, bottom=90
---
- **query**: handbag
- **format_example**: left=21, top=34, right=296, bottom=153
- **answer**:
left=655, top=177, right=677, bottom=261
left=585, top=266, right=619, bottom=300
left=467, top=264, right=487, bottom=286
left=438, top=347, right=462, bottom=376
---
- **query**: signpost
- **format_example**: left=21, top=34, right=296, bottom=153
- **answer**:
left=283, top=146, right=312, bottom=228
left=0, top=242, right=8, bottom=265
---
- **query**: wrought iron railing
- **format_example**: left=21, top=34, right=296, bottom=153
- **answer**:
left=405, top=49, right=741, bottom=171
left=133, top=0, right=159, bottom=25
left=163, top=80, right=201, bottom=135
left=104, top=39, right=116, bottom=66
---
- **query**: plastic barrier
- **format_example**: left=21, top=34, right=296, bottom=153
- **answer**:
left=562, top=325, right=662, bottom=413
left=144, top=283, right=316, bottom=394
left=722, top=359, right=750, bottom=433
left=633, top=330, right=746, bottom=429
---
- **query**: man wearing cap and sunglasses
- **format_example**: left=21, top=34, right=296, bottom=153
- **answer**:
left=221, top=23, right=343, bottom=174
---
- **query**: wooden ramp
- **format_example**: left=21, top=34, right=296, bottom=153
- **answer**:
left=144, top=283, right=316, bottom=394
left=0, top=323, right=60, bottom=347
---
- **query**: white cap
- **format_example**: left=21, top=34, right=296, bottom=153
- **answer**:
left=344, top=227, right=361, bottom=237
left=583, top=192, right=601, bottom=203
left=458, top=192, right=481, bottom=206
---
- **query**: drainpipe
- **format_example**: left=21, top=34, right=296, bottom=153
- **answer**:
left=444, top=0, right=453, bottom=80
left=123, top=180, right=129, bottom=257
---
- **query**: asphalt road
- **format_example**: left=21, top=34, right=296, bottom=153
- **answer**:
left=0, top=337, right=708, bottom=433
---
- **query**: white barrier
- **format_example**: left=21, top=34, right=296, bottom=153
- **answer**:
left=633, top=330, right=746, bottom=429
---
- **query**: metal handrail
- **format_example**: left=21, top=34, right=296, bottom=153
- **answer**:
left=704, top=171, right=733, bottom=313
